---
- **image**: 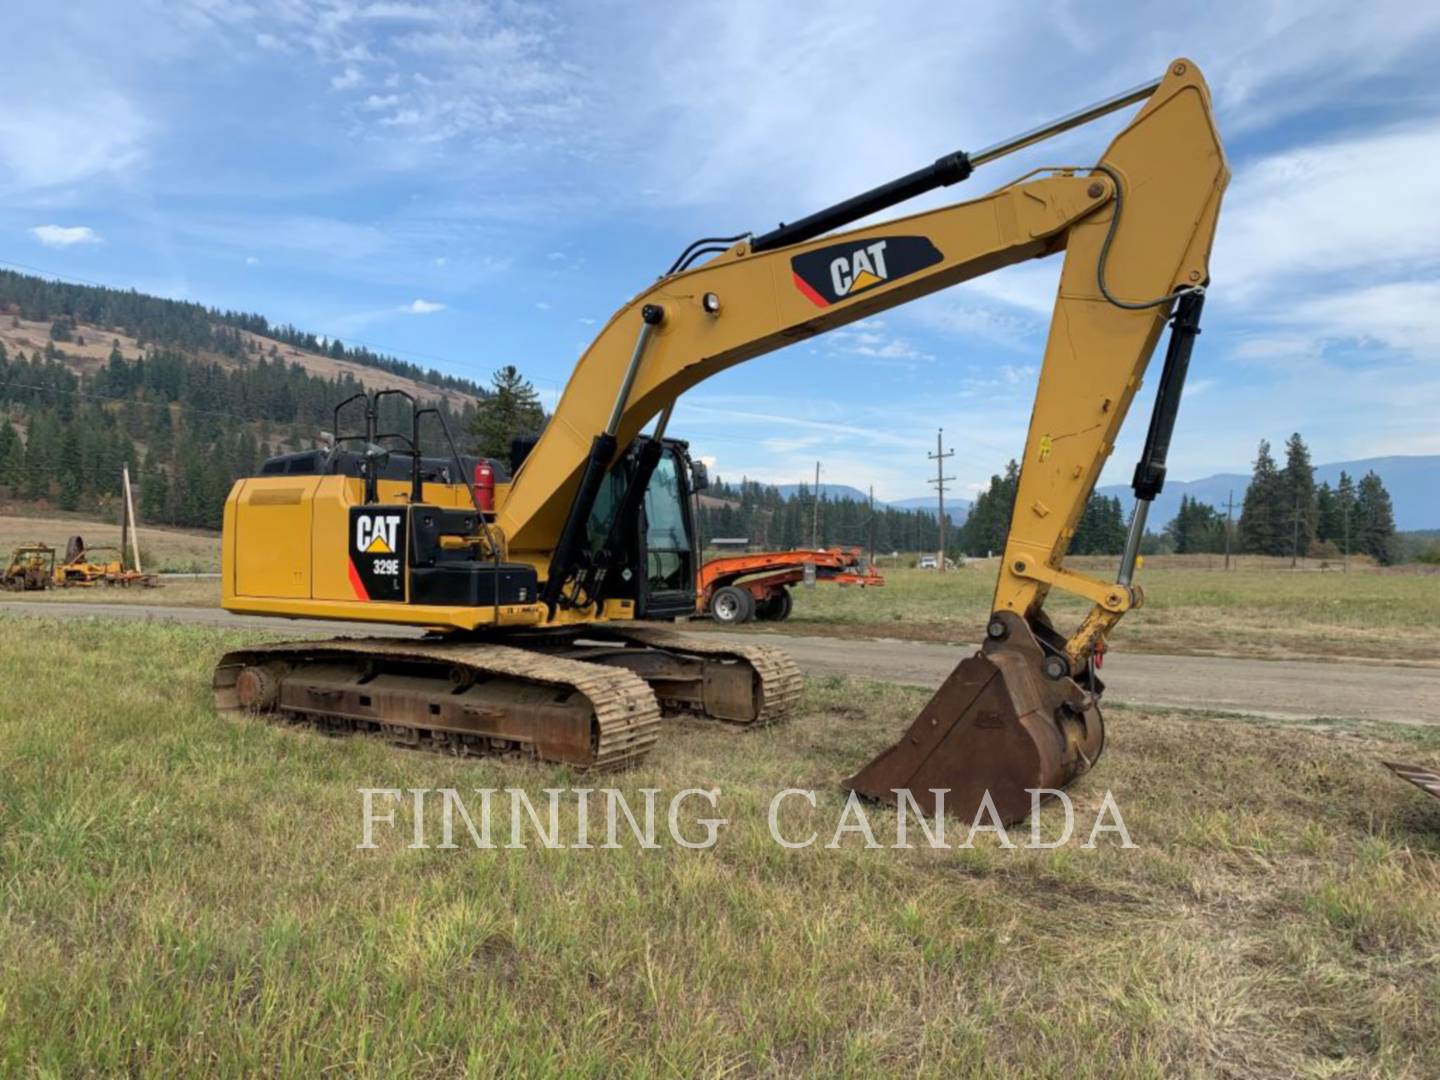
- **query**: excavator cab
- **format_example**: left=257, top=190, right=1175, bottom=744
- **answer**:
left=583, top=437, right=704, bottom=620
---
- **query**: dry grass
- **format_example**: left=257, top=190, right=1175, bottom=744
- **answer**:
left=779, top=562, right=1440, bottom=662
left=0, top=577, right=220, bottom=607
left=2, top=615, right=1439, bottom=1076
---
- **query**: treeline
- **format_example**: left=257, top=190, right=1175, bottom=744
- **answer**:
left=0, top=340, right=477, bottom=529
left=1163, top=434, right=1398, bottom=563
left=0, top=268, right=484, bottom=396
left=697, top=468, right=1131, bottom=557
left=699, top=478, right=951, bottom=554
left=959, top=460, right=1129, bottom=556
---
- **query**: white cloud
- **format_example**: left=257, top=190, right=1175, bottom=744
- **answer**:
left=379, top=109, right=423, bottom=128
left=0, top=92, right=148, bottom=190
left=362, top=94, right=400, bottom=110
left=244, top=255, right=260, bottom=265
left=1215, top=119, right=1440, bottom=300
left=826, top=319, right=933, bottom=364
left=330, top=67, right=363, bottom=91
left=910, top=298, right=1040, bottom=352
left=1286, top=281, right=1440, bottom=355
left=403, top=298, right=446, bottom=314
left=30, top=224, right=102, bottom=247
left=359, top=2, right=442, bottom=20
left=534, top=301, right=551, bottom=310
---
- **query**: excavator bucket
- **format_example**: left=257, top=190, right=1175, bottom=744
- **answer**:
left=845, top=611, right=1103, bottom=827
left=1384, top=761, right=1440, bottom=803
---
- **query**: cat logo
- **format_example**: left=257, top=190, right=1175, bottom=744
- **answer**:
left=348, top=506, right=409, bottom=602
left=791, top=235, right=944, bottom=309
left=356, top=513, right=401, bottom=555
left=828, top=240, right=890, bottom=298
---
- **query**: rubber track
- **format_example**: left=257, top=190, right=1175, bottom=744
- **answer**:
left=213, top=637, right=662, bottom=769
left=591, top=626, right=804, bottom=725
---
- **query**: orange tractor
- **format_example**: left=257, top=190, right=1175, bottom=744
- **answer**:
left=697, top=546, right=882, bottom=624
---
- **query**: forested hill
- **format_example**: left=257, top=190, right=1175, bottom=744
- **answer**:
left=0, top=268, right=484, bottom=398
left=0, top=268, right=491, bottom=530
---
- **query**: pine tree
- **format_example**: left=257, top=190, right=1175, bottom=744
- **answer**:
left=1279, top=432, right=1317, bottom=558
left=469, top=366, right=545, bottom=460
left=960, top=460, right=1019, bottom=555
left=57, top=425, right=83, bottom=510
left=1072, top=494, right=1128, bottom=555
left=0, top=419, right=22, bottom=490
left=1166, top=495, right=1226, bottom=553
left=23, top=412, right=57, bottom=500
left=1354, top=471, right=1397, bottom=565
left=1315, top=482, right=1337, bottom=543
left=139, top=449, right=169, bottom=524
left=1335, top=471, right=1356, bottom=556
left=1239, top=440, right=1285, bottom=555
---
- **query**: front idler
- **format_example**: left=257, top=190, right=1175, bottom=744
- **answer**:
left=844, top=611, right=1103, bottom=827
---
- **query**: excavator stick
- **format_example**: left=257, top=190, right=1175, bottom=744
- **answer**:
left=844, top=612, right=1102, bottom=825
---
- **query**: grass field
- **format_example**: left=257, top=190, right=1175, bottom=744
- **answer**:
left=3, top=616, right=1439, bottom=1076
left=0, top=578, right=220, bottom=607
left=782, top=561, right=1440, bottom=662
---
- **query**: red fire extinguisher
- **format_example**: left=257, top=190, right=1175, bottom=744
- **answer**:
left=473, top=461, right=495, bottom=514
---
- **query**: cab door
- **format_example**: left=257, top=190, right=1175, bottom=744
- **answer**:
left=638, top=448, right=698, bottom=619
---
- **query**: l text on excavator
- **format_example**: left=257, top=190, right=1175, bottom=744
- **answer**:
left=216, top=59, right=1228, bottom=825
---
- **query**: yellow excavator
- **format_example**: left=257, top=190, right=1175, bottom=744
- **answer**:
left=217, top=59, right=1227, bottom=824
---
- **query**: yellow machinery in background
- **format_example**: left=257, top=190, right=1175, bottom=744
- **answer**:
left=2, top=544, right=55, bottom=592
left=54, top=536, right=160, bottom=588
left=218, top=60, right=1227, bottom=823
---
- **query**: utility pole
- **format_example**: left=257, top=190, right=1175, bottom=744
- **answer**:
left=1342, top=497, right=1350, bottom=573
left=121, top=463, right=142, bottom=574
left=867, top=484, right=876, bottom=570
left=811, top=460, right=821, bottom=548
left=1290, top=492, right=1301, bottom=569
left=928, top=428, right=955, bottom=572
left=1223, top=489, right=1234, bottom=571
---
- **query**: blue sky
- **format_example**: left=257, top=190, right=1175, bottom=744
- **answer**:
left=3, top=1, right=1438, bottom=501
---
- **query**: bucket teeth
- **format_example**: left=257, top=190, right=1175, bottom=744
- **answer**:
left=1384, top=761, right=1440, bottom=802
left=845, top=610, right=1103, bottom=827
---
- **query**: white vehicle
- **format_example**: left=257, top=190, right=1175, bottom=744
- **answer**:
left=918, top=555, right=938, bottom=570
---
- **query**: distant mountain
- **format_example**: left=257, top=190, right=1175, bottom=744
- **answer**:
left=774, top=483, right=876, bottom=503
left=889, top=496, right=972, bottom=524
left=768, top=484, right=972, bottom=524
left=1096, top=454, right=1440, bottom=531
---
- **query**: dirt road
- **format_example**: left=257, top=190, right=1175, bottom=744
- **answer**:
left=4, top=600, right=1436, bottom=724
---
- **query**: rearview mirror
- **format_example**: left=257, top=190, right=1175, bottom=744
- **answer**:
left=363, top=443, right=390, bottom=474
left=689, top=460, right=709, bottom=492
